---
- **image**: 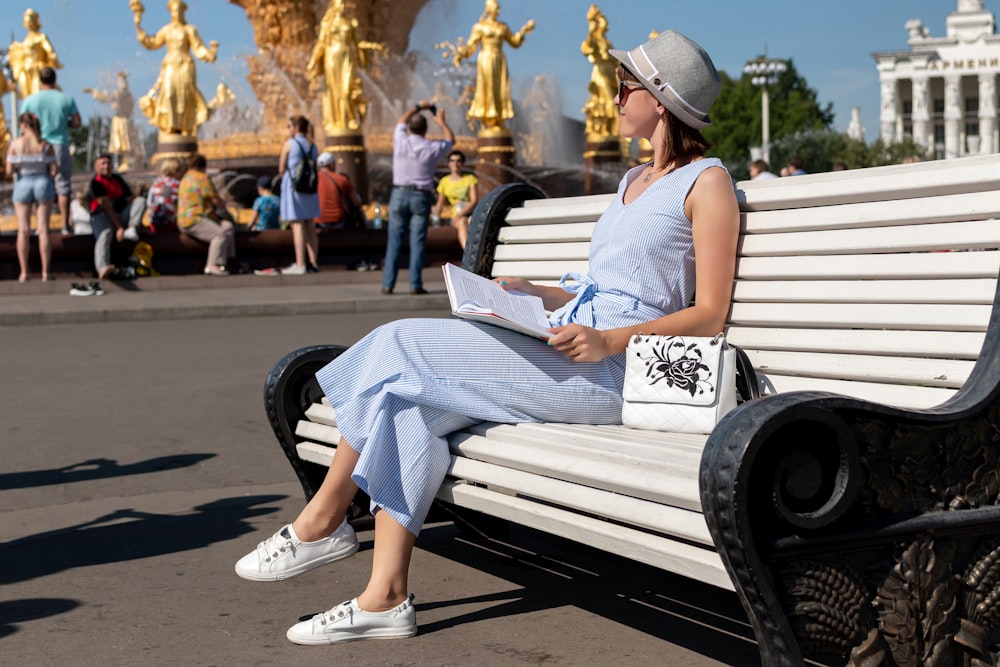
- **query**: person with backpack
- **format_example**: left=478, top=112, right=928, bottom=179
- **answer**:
left=279, top=115, right=321, bottom=274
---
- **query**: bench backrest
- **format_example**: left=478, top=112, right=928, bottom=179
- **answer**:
left=484, top=154, right=1000, bottom=409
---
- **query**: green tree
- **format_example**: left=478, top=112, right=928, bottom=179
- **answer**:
left=704, top=59, right=834, bottom=179
left=770, top=131, right=929, bottom=174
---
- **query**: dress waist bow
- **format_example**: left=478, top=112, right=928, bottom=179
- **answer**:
left=548, top=272, right=664, bottom=327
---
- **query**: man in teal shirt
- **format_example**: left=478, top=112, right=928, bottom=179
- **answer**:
left=21, top=67, right=82, bottom=235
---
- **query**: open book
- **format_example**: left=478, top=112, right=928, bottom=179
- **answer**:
left=442, top=264, right=552, bottom=340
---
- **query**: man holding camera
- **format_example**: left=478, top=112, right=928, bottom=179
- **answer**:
left=382, top=99, right=453, bottom=295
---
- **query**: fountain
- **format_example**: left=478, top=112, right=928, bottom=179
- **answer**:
left=210, top=0, right=621, bottom=201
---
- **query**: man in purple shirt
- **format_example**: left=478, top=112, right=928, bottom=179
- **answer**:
left=382, top=100, right=454, bottom=295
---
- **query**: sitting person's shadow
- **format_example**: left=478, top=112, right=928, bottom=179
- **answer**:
left=0, top=494, right=284, bottom=586
left=0, top=454, right=215, bottom=490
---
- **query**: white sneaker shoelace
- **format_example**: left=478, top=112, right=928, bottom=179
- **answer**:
left=255, top=526, right=296, bottom=565
left=317, top=601, right=355, bottom=627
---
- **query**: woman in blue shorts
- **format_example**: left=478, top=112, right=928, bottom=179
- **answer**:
left=6, top=112, right=57, bottom=282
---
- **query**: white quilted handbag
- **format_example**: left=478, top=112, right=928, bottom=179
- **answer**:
left=622, top=333, right=737, bottom=434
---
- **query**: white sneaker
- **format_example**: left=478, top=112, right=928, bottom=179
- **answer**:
left=286, top=595, right=417, bottom=645
left=234, top=521, right=359, bottom=582
left=281, top=263, right=307, bottom=275
left=123, top=226, right=140, bottom=242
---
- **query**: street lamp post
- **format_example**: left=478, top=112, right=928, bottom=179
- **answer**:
left=743, top=55, right=787, bottom=166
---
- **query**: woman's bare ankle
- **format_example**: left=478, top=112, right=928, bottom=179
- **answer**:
left=291, top=512, right=343, bottom=542
left=357, top=590, right=408, bottom=612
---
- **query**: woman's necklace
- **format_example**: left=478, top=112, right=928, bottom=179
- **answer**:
left=643, top=162, right=673, bottom=184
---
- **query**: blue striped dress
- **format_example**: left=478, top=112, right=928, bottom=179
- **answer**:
left=315, top=158, right=726, bottom=534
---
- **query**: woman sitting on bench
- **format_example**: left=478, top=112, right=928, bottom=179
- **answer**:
left=235, top=29, right=740, bottom=646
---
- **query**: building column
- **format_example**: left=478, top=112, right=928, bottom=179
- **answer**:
left=880, top=78, right=898, bottom=142
left=979, top=73, right=997, bottom=155
left=911, top=76, right=931, bottom=149
left=944, top=75, right=962, bottom=158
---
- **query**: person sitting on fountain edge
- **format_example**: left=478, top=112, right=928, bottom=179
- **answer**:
left=316, top=152, right=364, bottom=231
left=87, top=153, right=146, bottom=280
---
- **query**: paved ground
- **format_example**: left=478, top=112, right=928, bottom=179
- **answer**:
left=0, top=272, right=764, bottom=666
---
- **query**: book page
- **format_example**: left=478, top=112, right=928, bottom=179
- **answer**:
left=443, top=264, right=552, bottom=338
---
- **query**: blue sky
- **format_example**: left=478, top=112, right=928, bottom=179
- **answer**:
left=1, top=0, right=986, bottom=144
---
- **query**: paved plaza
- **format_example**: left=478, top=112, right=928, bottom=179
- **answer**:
left=0, top=273, right=762, bottom=665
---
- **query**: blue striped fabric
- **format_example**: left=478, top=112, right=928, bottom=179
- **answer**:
left=315, top=158, right=728, bottom=535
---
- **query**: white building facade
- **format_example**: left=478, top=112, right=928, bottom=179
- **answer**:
left=873, top=0, right=1000, bottom=158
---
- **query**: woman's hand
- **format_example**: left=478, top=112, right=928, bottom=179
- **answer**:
left=494, top=276, right=536, bottom=295
left=547, top=324, right=613, bottom=363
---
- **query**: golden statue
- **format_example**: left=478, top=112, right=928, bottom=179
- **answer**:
left=306, top=0, right=387, bottom=135
left=580, top=5, right=618, bottom=138
left=449, top=0, right=534, bottom=134
left=0, top=75, right=12, bottom=172
left=130, top=0, right=220, bottom=138
left=84, top=72, right=137, bottom=170
left=9, top=8, right=63, bottom=99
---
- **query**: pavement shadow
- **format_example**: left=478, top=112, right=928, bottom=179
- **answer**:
left=0, top=494, right=284, bottom=586
left=0, top=598, right=81, bottom=640
left=0, top=454, right=216, bottom=490
left=413, top=522, right=768, bottom=667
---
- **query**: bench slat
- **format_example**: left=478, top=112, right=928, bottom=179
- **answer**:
left=449, top=457, right=714, bottom=545
left=493, top=242, right=592, bottom=262
left=756, top=374, right=957, bottom=408
left=746, top=350, right=973, bottom=388
left=742, top=193, right=1000, bottom=233
left=726, top=327, right=986, bottom=359
left=296, top=420, right=341, bottom=445
left=733, top=278, right=998, bottom=305
left=438, top=482, right=734, bottom=590
left=499, top=222, right=597, bottom=244
left=735, top=251, right=1000, bottom=280
left=519, top=193, right=614, bottom=210
left=729, top=302, right=993, bottom=331
left=736, top=153, right=1000, bottom=210
left=304, top=402, right=337, bottom=426
left=506, top=201, right=611, bottom=225
left=449, top=431, right=703, bottom=511
left=462, top=421, right=711, bottom=456
left=740, top=220, right=1000, bottom=257
left=489, top=260, right=589, bottom=280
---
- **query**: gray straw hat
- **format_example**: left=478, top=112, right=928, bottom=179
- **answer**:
left=610, top=30, right=721, bottom=129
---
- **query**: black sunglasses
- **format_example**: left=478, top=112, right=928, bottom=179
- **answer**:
left=617, top=80, right=648, bottom=106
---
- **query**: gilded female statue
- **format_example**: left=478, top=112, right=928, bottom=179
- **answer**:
left=306, top=0, right=386, bottom=134
left=84, top=72, right=137, bottom=170
left=451, top=0, right=534, bottom=133
left=130, top=0, right=219, bottom=137
left=9, top=9, right=63, bottom=99
left=580, top=4, right=618, bottom=138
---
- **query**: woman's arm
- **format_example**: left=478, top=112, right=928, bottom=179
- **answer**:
left=5, top=143, right=16, bottom=178
left=46, top=144, right=57, bottom=178
left=548, top=166, right=739, bottom=362
left=466, top=179, right=479, bottom=208
left=495, top=276, right=575, bottom=311
left=278, top=140, right=290, bottom=176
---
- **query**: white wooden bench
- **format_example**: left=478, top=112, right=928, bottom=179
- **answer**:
left=264, top=154, right=1000, bottom=666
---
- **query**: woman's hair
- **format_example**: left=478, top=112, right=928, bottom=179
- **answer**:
left=187, top=153, right=207, bottom=171
left=18, top=112, right=41, bottom=139
left=289, top=115, right=311, bottom=134
left=449, top=150, right=466, bottom=164
left=160, top=157, right=181, bottom=178
left=618, top=64, right=711, bottom=166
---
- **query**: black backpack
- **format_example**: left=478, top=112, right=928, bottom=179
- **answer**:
left=291, top=138, right=318, bottom=194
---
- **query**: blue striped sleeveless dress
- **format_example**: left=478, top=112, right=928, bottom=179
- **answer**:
left=315, top=158, right=727, bottom=534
